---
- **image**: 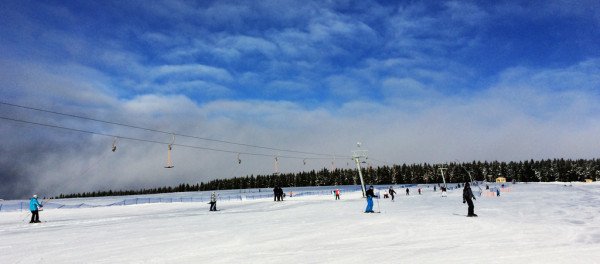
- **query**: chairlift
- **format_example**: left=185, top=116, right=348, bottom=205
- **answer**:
left=303, top=158, right=307, bottom=165
left=237, top=153, right=242, bottom=164
left=111, top=137, right=118, bottom=152
left=164, top=134, right=175, bottom=169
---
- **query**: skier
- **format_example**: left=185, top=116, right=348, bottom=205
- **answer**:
left=388, top=186, right=396, bottom=201
left=441, top=186, right=447, bottom=197
left=496, top=188, right=500, bottom=197
left=209, top=192, right=218, bottom=211
left=418, top=188, right=421, bottom=195
left=335, top=189, right=340, bottom=200
left=405, top=188, right=409, bottom=195
left=463, top=182, right=477, bottom=217
left=29, top=194, right=43, bottom=223
left=273, top=187, right=279, bottom=201
left=278, top=187, right=284, bottom=201
left=364, top=186, right=379, bottom=213
left=434, top=185, right=437, bottom=192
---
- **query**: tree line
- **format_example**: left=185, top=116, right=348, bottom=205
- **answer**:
left=55, top=158, right=600, bottom=199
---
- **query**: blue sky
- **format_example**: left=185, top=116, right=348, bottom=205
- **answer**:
left=1, top=0, right=599, bottom=198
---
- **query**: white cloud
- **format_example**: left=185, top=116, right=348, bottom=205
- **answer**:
left=152, top=64, right=233, bottom=82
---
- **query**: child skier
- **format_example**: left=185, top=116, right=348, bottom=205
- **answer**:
left=388, top=186, right=396, bottom=201
left=364, top=186, right=379, bottom=213
left=463, top=182, right=477, bottom=217
left=29, top=194, right=43, bottom=223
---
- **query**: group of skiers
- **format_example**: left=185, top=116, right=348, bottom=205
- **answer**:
left=273, top=186, right=285, bottom=201
left=26, top=182, right=480, bottom=221
left=365, top=183, right=478, bottom=217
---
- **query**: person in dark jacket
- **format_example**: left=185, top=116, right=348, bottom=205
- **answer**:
left=463, top=182, right=477, bottom=217
left=29, top=194, right=43, bottom=223
left=273, top=187, right=282, bottom=201
left=405, top=188, right=409, bottom=195
left=365, top=186, right=379, bottom=213
left=388, top=186, right=396, bottom=201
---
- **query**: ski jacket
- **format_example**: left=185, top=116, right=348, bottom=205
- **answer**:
left=29, top=197, right=42, bottom=211
left=463, top=186, right=474, bottom=202
left=389, top=189, right=396, bottom=195
left=210, top=193, right=217, bottom=203
left=366, top=189, right=378, bottom=198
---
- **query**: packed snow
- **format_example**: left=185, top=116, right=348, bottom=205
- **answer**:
left=1, top=182, right=599, bottom=263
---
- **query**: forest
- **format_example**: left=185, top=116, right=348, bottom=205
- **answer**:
left=56, top=158, right=600, bottom=199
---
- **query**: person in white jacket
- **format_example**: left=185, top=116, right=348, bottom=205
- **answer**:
left=209, top=192, right=218, bottom=211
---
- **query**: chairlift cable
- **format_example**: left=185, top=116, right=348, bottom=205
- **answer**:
left=0, top=115, right=348, bottom=160
left=0, top=101, right=345, bottom=157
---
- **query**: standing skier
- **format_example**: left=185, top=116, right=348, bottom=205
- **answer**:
left=388, top=186, right=396, bottom=201
left=463, top=182, right=477, bottom=217
left=441, top=186, right=447, bottom=197
left=209, top=192, right=218, bottom=211
left=418, top=188, right=421, bottom=195
left=405, top=188, right=410, bottom=195
left=29, top=194, right=43, bottom=223
left=335, top=189, right=341, bottom=200
left=365, top=186, right=379, bottom=213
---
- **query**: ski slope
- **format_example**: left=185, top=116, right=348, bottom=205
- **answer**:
left=1, top=183, right=599, bottom=263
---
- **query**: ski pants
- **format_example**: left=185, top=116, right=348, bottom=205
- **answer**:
left=335, top=194, right=340, bottom=200
left=365, top=197, right=374, bottom=212
left=390, top=194, right=394, bottom=201
left=210, top=202, right=216, bottom=211
left=30, top=210, right=39, bottom=222
left=466, top=198, right=474, bottom=216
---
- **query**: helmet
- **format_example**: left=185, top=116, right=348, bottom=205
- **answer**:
left=33, top=194, right=37, bottom=198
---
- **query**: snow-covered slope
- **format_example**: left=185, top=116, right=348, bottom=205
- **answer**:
left=1, top=183, right=599, bottom=263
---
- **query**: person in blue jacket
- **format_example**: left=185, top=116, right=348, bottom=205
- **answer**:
left=365, top=186, right=379, bottom=213
left=29, top=194, right=43, bottom=223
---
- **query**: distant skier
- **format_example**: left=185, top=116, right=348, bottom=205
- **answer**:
left=209, top=192, right=218, bottom=211
left=29, top=194, right=43, bottom=223
left=406, top=188, right=409, bottom=195
left=278, top=187, right=284, bottom=201
left=335, top=189, right=341, bottom=200
left=496, top=188, right=500, bottom=197
left=434, top=185, right=437, bottom=192
left=364, top=186, right=379, bottom=213
left=273, top=187, right=281, bottom=201
left=441, top=186, right=447, bottom=197
left=388, top=186, right=396, bottom=201
left=418, top=188, right=421, bottom=195
left=463, top=182, right=477, bottom=217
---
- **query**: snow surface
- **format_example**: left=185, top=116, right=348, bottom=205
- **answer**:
left=1, top=183, right=599, bottom=263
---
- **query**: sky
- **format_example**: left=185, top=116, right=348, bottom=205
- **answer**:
left=1, top=0, right=599, bottom=199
